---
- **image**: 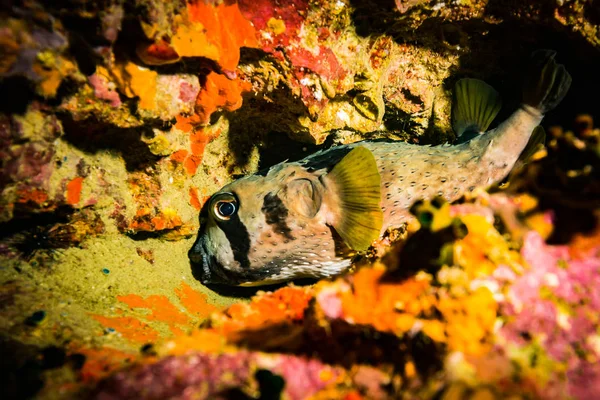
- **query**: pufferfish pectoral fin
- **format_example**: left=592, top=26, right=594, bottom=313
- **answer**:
left=327, top=146, right=383, bottom=251
left=452, top=78, right=502, bottom=137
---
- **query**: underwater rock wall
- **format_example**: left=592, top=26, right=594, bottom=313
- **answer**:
left=0, top=0, right=599, bottom=399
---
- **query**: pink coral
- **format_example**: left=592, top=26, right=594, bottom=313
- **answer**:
left=500, top=231, right=600, bottom=399
left=88, top=73, right=121, bottom=108
left=93, top=351, right=341, bottom=400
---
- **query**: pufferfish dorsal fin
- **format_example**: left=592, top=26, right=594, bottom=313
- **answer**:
left=452, top=78, right=502, bottom=137
left=327, top=146, right=383, bottom=251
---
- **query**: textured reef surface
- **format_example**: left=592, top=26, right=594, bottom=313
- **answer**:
left=0, top=0, right=599, bottom=399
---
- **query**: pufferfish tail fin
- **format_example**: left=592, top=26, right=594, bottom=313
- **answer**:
left=452, top=78, right=502, bottom=137
left=327, top=146, right=383, bottom=251
left=523, top=49, right=572, bottom=114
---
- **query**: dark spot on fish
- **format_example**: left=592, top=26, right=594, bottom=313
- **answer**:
left=422, top=184, right=429, bottom=190
left=397, top=188, right=403, bottom=193
left=398, top=176, right=405, bottom=181
left=410, top=182, right=416, bottom=187
left=469, top=186, right=476, bottom=192
left=440, top=178, right=447, bottom=183
left=261, top=193, right=294, bottom=241
left=384, top=182, right=391, bottom=188
left=386, top=193, right=392, bottom=199
left=459, top=177, right=467, bottom=182
left=410, top=169, right=416, bottom=174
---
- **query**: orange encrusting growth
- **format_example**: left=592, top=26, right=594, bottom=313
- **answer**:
left=70, top=346, right=137, bottom=383
left=210, top=286, right=313, bottom=335
left=320, top=261, right=498, bottom=356
left=172, top=114, right=225, bottom=175
left=91, top=314, right=160, bottom=344
left=66, top=177, right=84, bottom=205
left=117, top=294, right=191, bottom=325
left=16, top=188, right=49, bottom=205
left=339, top=267, right=436, bottom=334
left=172, top=1, right=258, bottom=71
left=189, top=187, right=202, bottom=210
left=195, top=72, right=251, bottom=124
left=92, top=282, right=220, bottom=346
left=170, top=149, right=189, bottom=163
left=161, top=329, right=230, bottom=356
left=175, top=282, right=221, bottom=318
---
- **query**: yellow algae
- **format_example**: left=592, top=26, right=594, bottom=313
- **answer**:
left=438, top=287, right=497, bottom=355
left=267, top=17, right=286, bottom=35
left=32, top=54, right=77, bottom=97
left=110, top=62, right=158, bottom=110
left=171, top=20, right=220, bottom=61
left=454, top=215, right=522, bottom=278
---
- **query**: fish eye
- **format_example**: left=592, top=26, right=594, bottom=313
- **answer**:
left=211, top=192, right=238, bottom=221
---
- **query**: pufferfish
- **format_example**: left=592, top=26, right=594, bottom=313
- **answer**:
left=189, top=50, right=571, bottom=286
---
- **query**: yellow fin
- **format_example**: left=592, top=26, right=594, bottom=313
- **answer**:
left=518, top=125, right=546, bottom=164
left=327, top=146, right=383, bottom=251
left=452, top=78, right=502, bottom=137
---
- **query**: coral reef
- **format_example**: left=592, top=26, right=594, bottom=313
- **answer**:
left=0, top=0, right=599, bottom=399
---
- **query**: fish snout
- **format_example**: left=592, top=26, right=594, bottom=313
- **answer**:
left=188, top=238, right=215, bottom=285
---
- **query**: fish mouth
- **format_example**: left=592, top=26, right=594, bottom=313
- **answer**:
left=188, top=235, right=239, bottom=285
left=188, top=236, right=213, bottom=284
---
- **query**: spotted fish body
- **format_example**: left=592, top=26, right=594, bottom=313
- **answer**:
left=365, top=106, right=545, bottom=228
left=189, top=50, right=571, bottom=286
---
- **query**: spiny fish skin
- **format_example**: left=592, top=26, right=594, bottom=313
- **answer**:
left=189, top=51, right=571, bottom=287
